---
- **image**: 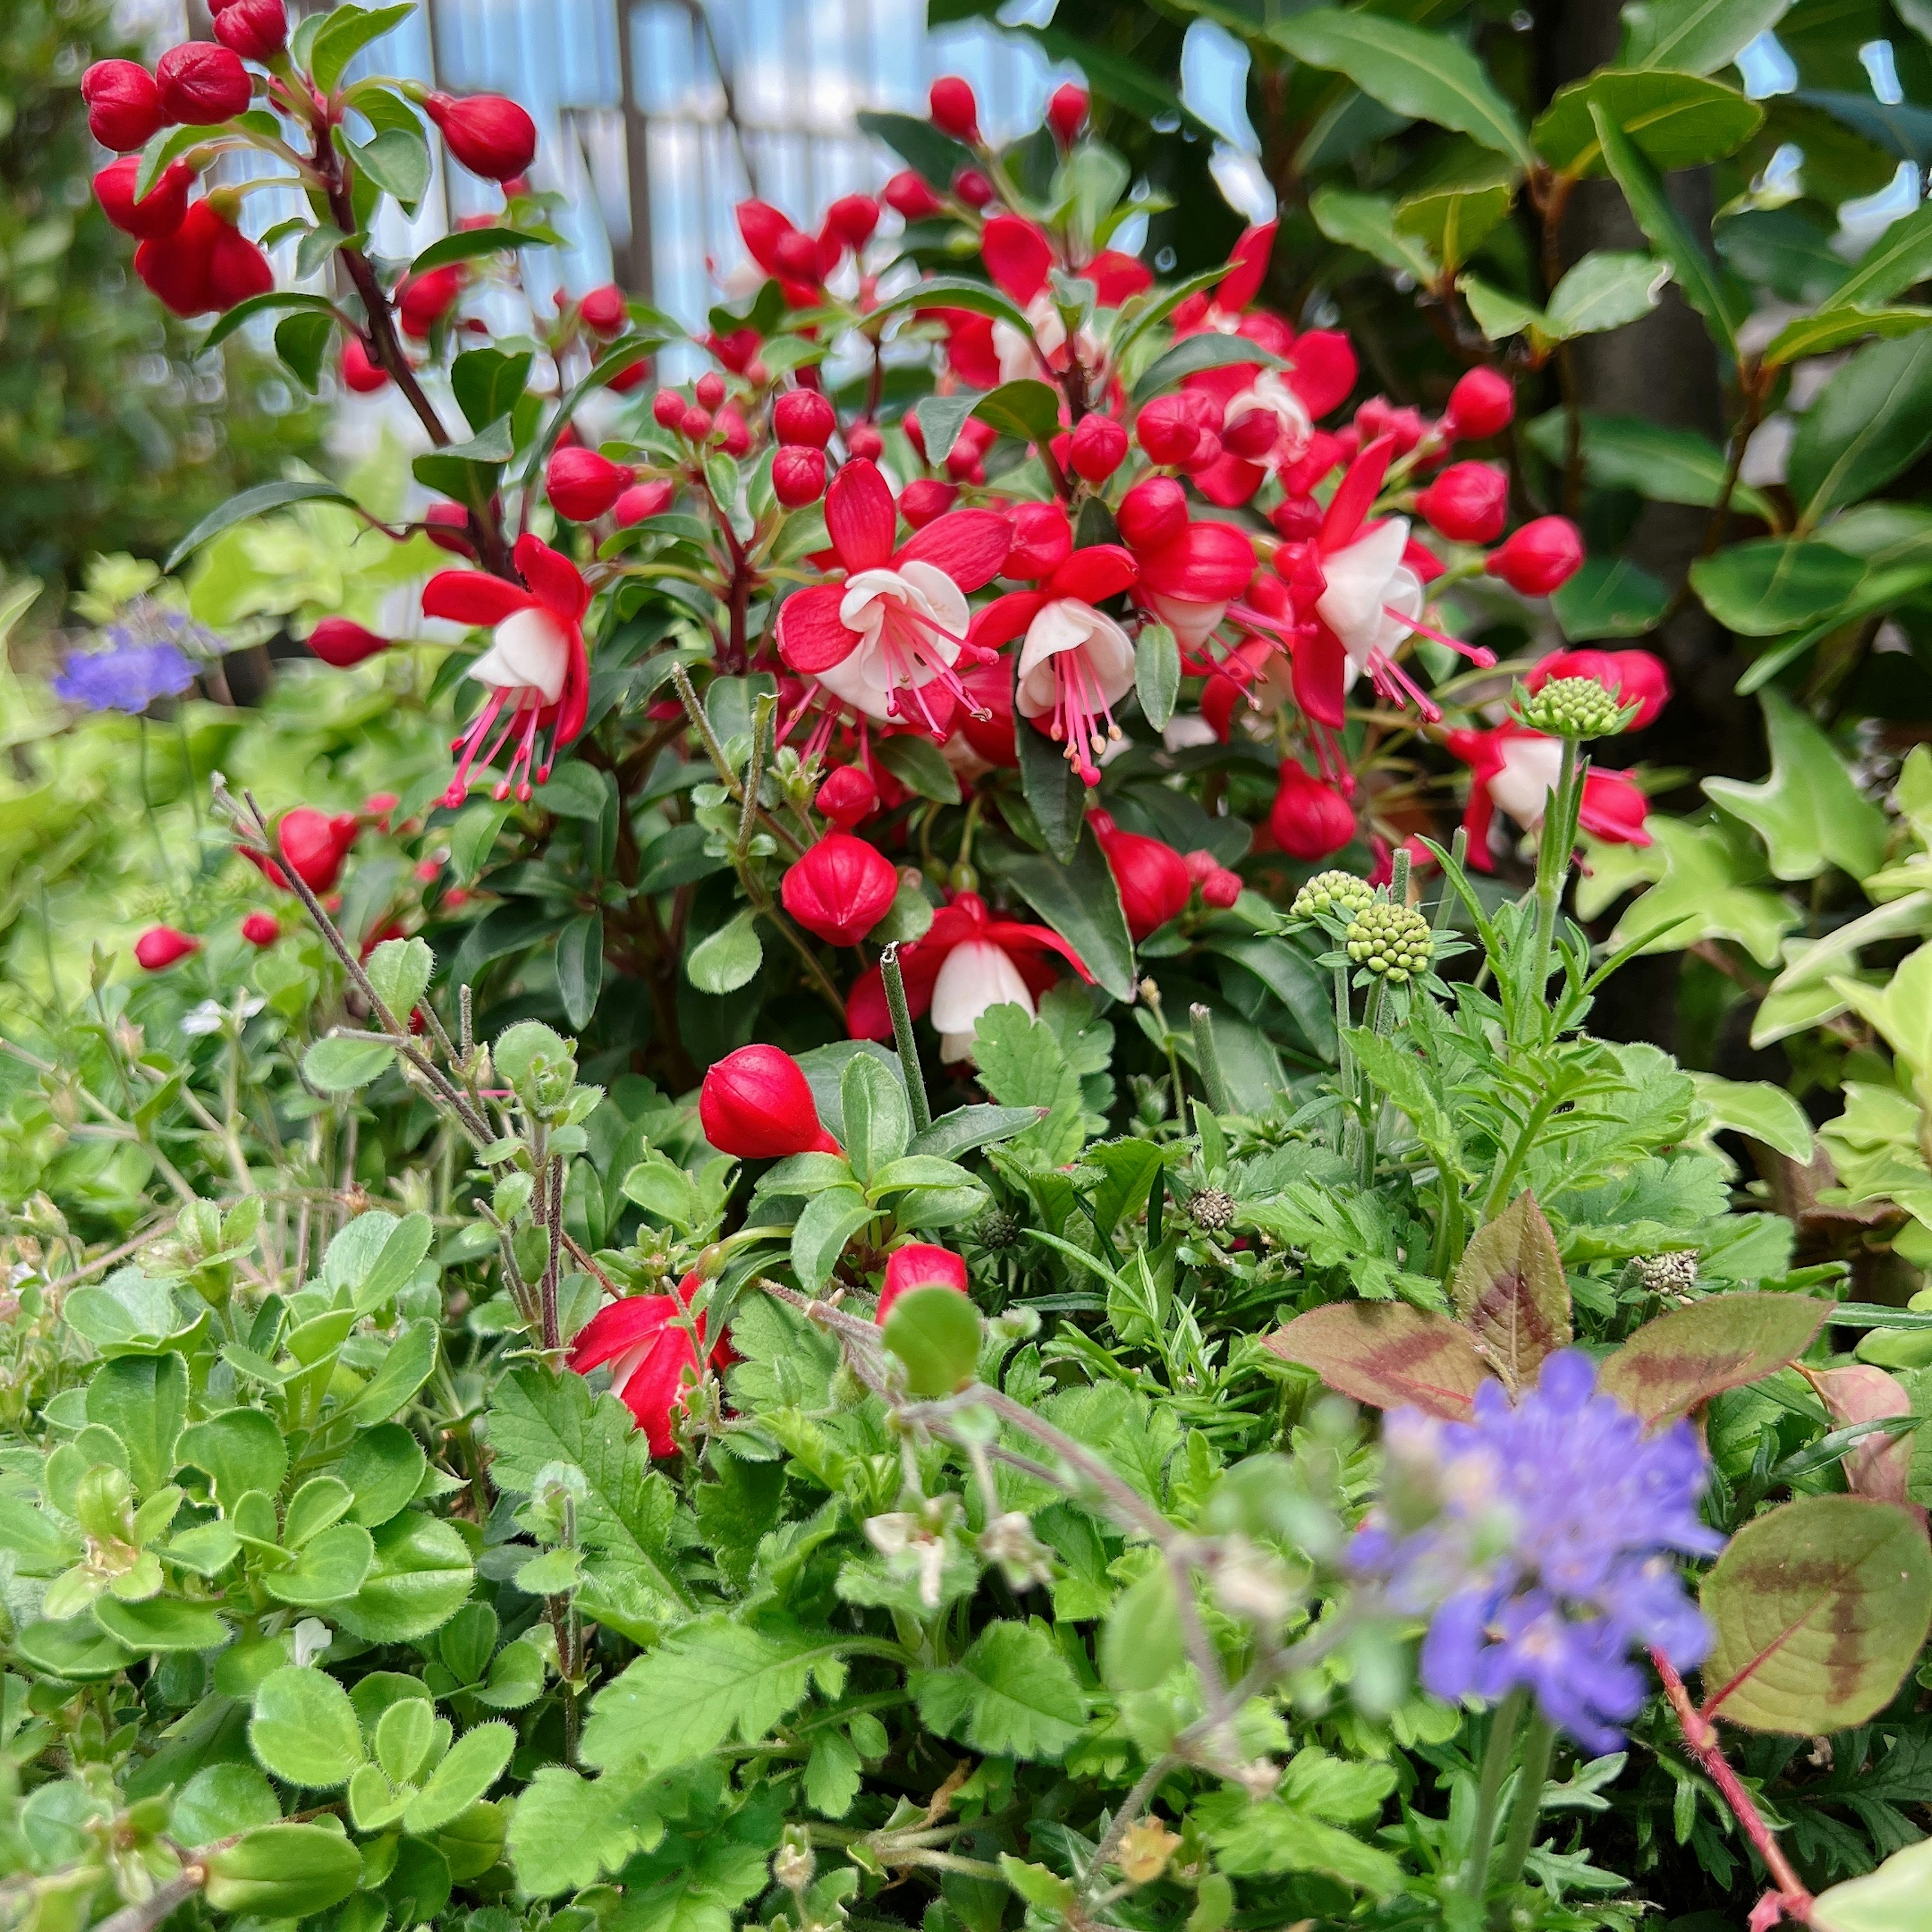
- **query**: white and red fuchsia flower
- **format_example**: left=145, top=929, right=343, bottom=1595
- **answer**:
left=567, top=1274, right=731, bottom=1458
left=776, top=459, right=1010, bottom=740
left=1444, top=723, right=1653, bottom=870
left=847, top=892, right=1093, bottom=1062
left=423, top=534, right=592, bottom=807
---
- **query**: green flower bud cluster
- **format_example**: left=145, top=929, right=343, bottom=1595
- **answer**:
left=1293, top=869, right=1375, bottom=920
left=1345, top=901, right=1434, bottom=983
left=1518, top=675, right=1629, bottom=740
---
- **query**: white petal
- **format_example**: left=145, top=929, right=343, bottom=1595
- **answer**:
left=1316, top=518, right=1409, bottom=671
left=895, top=560, right=971, bottom=643
left=469, top=606, right=570, bottom=702
left=1015, top=600, right=1137, bottom=719
left=825, top=566, right=966, bottom=721
left=1367, top=564, right=1426, bottom=662
left=929, top=939, right=1034, bottom=1038
left=1488, top=736, right=1565, bottom=827
left=1148, top=592, right=1228, bottom=652
left=1163, top=713, right=1219, bottom=752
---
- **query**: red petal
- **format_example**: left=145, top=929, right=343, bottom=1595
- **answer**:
left=567, top=1292, right=678, bottom=1373
left=617, top=1326, right=701, bottom=1457
left=826, top=458, right=897, bottom=572
left=968, top=592, right=1046, bottom=653
left=981, top=214, right=1053, bottom=305
left=1290, top=627, right=1347, bottom=730
left=1088, top=250, right=1153, bottom=307
left=1320, top=434, right=1395, bottom=551
left=548, top=636, right=592, bottom=748
left=515, top=533, right=591, bottom=620
left=896, top=508, right=1013, bottom=591
left=422, top=569, right=532, bottom=627
left=777, top=584, right=858, bottom=673
left=941, top=313, right=1001, bottom=389
left=1047, top=543, right=1137, bottom=605
left=1287, top=329, right=1358, bottom=420
left=1218, top=223, right=1277, bottom=313
left=1461, top=785, right=1497, bottom=871
left=1139, top=521, right=1255, bottom=601
left=982, top=920, right=1094, bottom=983
left=1191, top=453, right=1266, bottom=508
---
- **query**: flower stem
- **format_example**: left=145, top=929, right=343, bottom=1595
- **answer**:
left=879, top=943, right=932, bottom=1134
left=1486, top=1708, right=1555, bottom=1928
left=1530, top=735, right=1580, bottom=1010
left=1189, top=1003, right=1229, bottom=1114
left=1464, top=1688, right=1526, bottom=1914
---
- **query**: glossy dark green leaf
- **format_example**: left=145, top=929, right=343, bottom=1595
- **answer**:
left=1787, top=332, right=1932, bottom=523
left=1534, top=70, right=1761, bottom=177
left=994, top=826, right=1137, bottom=1002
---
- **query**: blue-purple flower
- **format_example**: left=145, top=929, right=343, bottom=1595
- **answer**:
left=53, top=603, right=209, bottom=713
left=1352, top=1349, right=1721, bottom=1750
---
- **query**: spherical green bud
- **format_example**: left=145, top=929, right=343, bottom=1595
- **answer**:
left=1292, top=869, right=1375, bottom=920
left=1344, top=901, right=1434, bottom=984
left=1518, top=675, right=1628, bottom=740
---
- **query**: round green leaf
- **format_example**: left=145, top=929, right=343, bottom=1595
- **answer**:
left=340, top=1424, right=429, bottom=1527
left=13, top=1617, right=136, bottom=1682
left=334, top=1512, right=475, bottom=1644
left=203, top=1823, right=364, bottom=1917
left=178, top=1408, right=289, bottom=1509
left=172, top=1765, right=281, bottom=1847
left=401, top=1720, right=514, bottom=1834
left=882, top=1284, right=982, bottom=1398
left=250, top=1665, right=367, bottom=1789
left=303, top=1036, right=398, bottom=1093
left=93, top=1595, right=228, bottom=1655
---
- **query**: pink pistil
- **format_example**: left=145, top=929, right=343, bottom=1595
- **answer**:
left=1047, top=649, right=1121, bottom=785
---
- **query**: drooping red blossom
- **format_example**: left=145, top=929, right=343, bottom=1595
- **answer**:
left=826, top=193, right=881, bottom=249
left=737, top=198, right=824, bottom=307
left=1445, top=723, right=1652, bottom=870
left=876, top=1243, right=969, bottom=1323
left=1129, top=515, right=1255, bottom=653
left=1487, top=517, right=1585, bottom=597
left=929, top=76, right=981, bottom=143
left=699, top=1044, right=841, bottom=1158
left=1444, top=366, right=1515, bottom=441
left=93, top=157, right=192, bottom=240
left=1525, top=648, right=1671, bottom=731
left=423, top=503, right=475, bottom=555
left=815, top=763, right=880, bottom=829
left=240, top=911, right=280, bottom=947
left=155, top=43, right=251, bottom=124
left=1415, top=462, right=1508, bottom=544
left=782, top=833, right=899, bottom=946
left=306, top=618, right=390, bottom=668
left=547, top=446, right=634, bottom=521
left=899, top=479, right=959, bottom=528
left=1269, top=760, right=1356, bottom=861
left=212, top=0, right=289, bottom=61
left=1094, top=816, right=1191, bottom=940
left=135, top=926, right=200, bottom=971
left=425, top=92, right=538, bottom=181
left=134, top=201, right=271, bottom=316
left=82, top=60, right=164, bottom=151
left=339, top=336, right=390, bottom=392
left=568, top=1275, right=730, bottom=1457
left=953, top=656, right=1018, bottom=769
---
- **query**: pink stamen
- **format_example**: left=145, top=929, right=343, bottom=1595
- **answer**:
left=1047, top=647, right=1121, bottom=785
left=873, top=602, right=987, bottom=738
left=1381, top=602, right=1495, bottom=666
left=1367, top=650, right=1443, bottom=724
left=444, top=688, right=512, bottom=807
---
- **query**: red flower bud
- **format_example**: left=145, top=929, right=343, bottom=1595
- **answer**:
left=815, top=763, right=879, bottom=829
left=614, top=479, right=675, bottom=525
left=155, top=43, right=251, bottom=125
left=205, top=214, right=272, bottom=311
left=772, top=228, right=820, bottom=282
left=423, top=503, right=474, bottom=555
left=1068, top=411, right=1127, bottom=482
left=781, top=832, right=898, bottom=946
left=306, top=618, right=390, bottom=668
left=846, top=423, right=884, bottom=461
left=679, top=405, right=712, bottom=442
left=773, top=445, right=827, bottom=508
left=248, top=808, right=361, bottom=894
left=716, top=406, right=751, bottom=456
left=1096, top=822, right=1191, bottom=940
left=929, top=75, right=981, bottom=144
left=1415, top=461, right=1508, bottom=544
left=240, top=911, right=280, bottom=947
left=1046, top=83, right=1089, bottom=149
left=1486, top=516, right=1583, bottom=596
left=339, top=335, right=389, bottom=392
left=774, top=387, right=836, bottom=448
left=1223, top=408, right=1278, bottom=461
left=1004, top=501, right=1073, bottom=580
left=548, top=445, right=634, bottom=521
left=707, top=326, right=761, bottom=374
left=877, top=1243, right=968, bottom=1322
left=425, top=92, right=538, bottom=182
left=899, top=479, right=958, bottom=528
left=1200, top=865, right=1242, bottom=909
left=134, top=201, right=264, bottom=316
left=135, top=926, right=200, bottom=971
left=1269, top=496, right=1322, bottom=542
left=826, top=193, right=880, bottom=249
left=93, top=157, right=192, bottom=239
left=212, top=0, right=288, bottom=62
left=398, top=264, right=463, bottom=339
left=1445, top=365, right=1514, bottom=441
left=695, top=371, right=726, bottom=411
left=1269, top=760, right=1355, bottom=861
left=952, top=168, right=994, bottom=209
left=699, top=1044, right=841, bottom=1158
left=579, top=283, right=626, bottom=334
left=1138, top=393, right=1209, bottom=466
left=1117, top=475, right=1188, bottom=550
left=883, top=170, right=944, bottom=221
left=82, top=60, right=163, bottom=151
left=1354, top=396, right=1425, bottom=456
left=653, top=389, right=687, bottom=430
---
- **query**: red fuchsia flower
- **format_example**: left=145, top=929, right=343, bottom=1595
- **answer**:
left=1046, top=82, right=1089, bottom=149
left=1525, top=648, right=1671, bottom=730
left=1184, top=847, right=1244, bottom=909
left=737, top=198, right=825, bottom=307
left=1069, top=411, right=1128, bottom=482
left=1487, top=517, right=1585, bottom=597
left=1269, top=760, right=1356, bottom=861
left=782, top=833, right=899, bottom=946
left=568, top=1275, right=729, bottom=1457
left=929, top=75, right=981, bottom=143
left=774, top=388, right=837, bottom=448
left=426, top=92, right=537, bottom=181
left=240, top=911, right=280, bottom=947
left=773, top=447, right=828, bottom=508
left=699, top=1044, right=841, bottom=1157
left=1124, top=500, right=1257, bottom=653
left=244, top=807, right=361, bottom=895
left=212, top=0, right=288, bottom=60
left=947, top=657, right=1018, bottom=773
left=1445, top=723, right=1652, bottom=871
left=339, top=336, right=389, bottom=393
left=883, top=170, right=945, bottom=221
left=83, top=60, right=164, bottom=151
left=578, top=282, right=626, bottom=334
left=826, top=192, right=881, bottom=250
left=776, top=458, right=1009, bottom=741
left=815, top=763, right=880, bottom=829
left=398, top=265, right=464, bottom=339
left=547, top=445, right=634, bottom=521
left=135, top=926, right=200, bottom=971
left=134, top=200, right=272, bottom=316
left=876, top=1243, right=969, bottom=1322
left=1093, top=815, right=1191, bottom=940
left=155, top=43, right=251, bottom=125
left=423, top=533, right=592, bottom=807
left=1444, top=366, right=1515, bottom=442
left=305, top=618, right=390, bottom=668
left=94, top=157, right=192, bottom=239
left=848, top=891, right=1093, bottom=1061
left=1415, top=461, right=1508, bottom=545
left=615, top=479, right=675, bottom=526
left=970, top=543, right=1139, bottom=784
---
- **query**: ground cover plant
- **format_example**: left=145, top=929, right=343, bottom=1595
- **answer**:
left=5, top=6, right=1932, bottom=1932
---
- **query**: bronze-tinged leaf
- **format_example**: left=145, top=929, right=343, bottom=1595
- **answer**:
left=1449, top=1192, right=1570, bottom=1392
left=1701, top=1494, right=1932, bottom=1735
left=1804, top=1365, right=1915, bottom=1505
left=1262, top=1303, right=1494, bottom=1420
left=1599, top=1292, right=1829, bottom=1426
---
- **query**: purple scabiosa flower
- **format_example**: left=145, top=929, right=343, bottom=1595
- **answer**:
left=53, top=639, right=197, bottom=713
left=1352, top=1349, right=1721, bottom=1750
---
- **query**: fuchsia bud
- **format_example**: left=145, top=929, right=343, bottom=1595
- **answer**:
left=899, top=479, right=958, bottom=527
left=1445, top=366, right=1514, bottom=441
left=135, top=926, right=200, bottom=972
left=1117, top=475, right=1188, bottom=550
left=82, top=60, right=164, bottom=151
left=774, top=388, right=836, bottom=448
left=929, top=75, right=981, bottom=144
left=578, top=283, right=626, bottom=334
left=1046, top=83, right=1089, bottom=149
left=93, top=157, right=192, bottom=240
left=653, top=390, right=686, bottom=430
left=883, top=171, right=944, bottom=221
left=826, top=193, right=880, bottom=249
left=700, top=1044, right=842, bottom=1158
left=425, top=92, right=538, bottom=181
left=547, top=446, right=634, bottom=521
left=1269, top=761, right=1356, bottom=861
left=1095, top=821, right=1191, bottom=941
left=339, top=336, right=389, bottom=392
left=681, top=405, right=714, bottom=441
left=211, top=0, right=288, bottom=62
left=240, top=911, right=280, bottom=947
left=614, top=479, right=675, bottom=525
left=877, top=1243, right=969, bottom=1322
left=782, top=833, right=899, bottom=946
left=695, top=372, right=726, bottom=411
left=1270, top=496, right=1322, bottom=542
left=251, top=808, right=361, bottom=895
left=1487, top=516, right=1584, bottom=596
left=846, top=423, right=884, bottom=461
left=1005, top=502, right=1073, bottom=580
left=423, top=503, right=474, bottom=555
left=398, top=265, right=463, bottom=338
left=716, top=406, right=751, bottom=456
left=1069, top=411, right=1127, bottom=482
left=1223, top=409, right=1279, bottom=460
left=306, top=618, right=390, bottom=668
left=134, top=202, right=270, bottom=316
left=1138, top=392, right=1216, bottom=466
left=1415, top=461, right=1508, bottom=544
left=772, top=446, right=827, bottom=508
left=155, top=43, right=251, bottom=124
left=815, top=764, right=879, bottom=829
left=952, top=168, right=994, bottom=209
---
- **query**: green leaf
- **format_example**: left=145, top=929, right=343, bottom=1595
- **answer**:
left=344, top=126, right=432, bottom=213
left=1458, top=275, right=1546, bottom=343
left=343, top=1317, right=439, bottom=1425
left=1272, top=9, right=1533, bottom=166
left=506, top=1763, right=656, bottom=1897
left=93, top=1595, right=228, bottom=1654
left=913, top=1620, right=1087, bottom=1760
left=165, top=480, right=362, bottom=573
left=688, top=910, right=763, bottom=997
left=582, top=1615, right=846, bottom=1769
left=172, top=1765, right=281, bottom=1846
left=853, top=108, right=975, bottom=191
left=1135, top=621, right=1180, bottom=730
left=1553, top=556, right=1670, bottom=640
left=1310, top=188, right=1438, bottom=281
left=1688, top=537, right=1866, bottom=635
left=87, top=1353, right=185, bottom=1498
left=1602, top=816, right=1799, bottom=967
left=1704, top=690, right=1888, bottom=881
left=1761, top=305, right=1932, bottom=368
left=1016, top=708, right=1086, bottom=864
left=1701, top=1495, right=1932, bottom=1732
left=993, top=826, right=1137, bottom=1002
left=1823, top=200, right=1932, bottom=311
left=790, top=1185, right=874, bottom=1294
left=873, top=274, right=1034, bottom=334
left=403, top=1721, right=514, bottom=1834
left=974, top=379, right=1063, bottom=446
left=250, top=1667, right=366, bottom=1789
left=1099, top=1563, right=1183, bottom=1692
left=449, top=348, right=535, bottom=437
left=264, top=1523, right=375, bottom=1607
left=1788, top=332, right=1932, bottom=524
left=201, top=291, right=342, bottom=353
left=1264, top=1302, right=1491, bottom=1418
left=1814, top=1838, right=1932, bottom=1932
left=1592, top=102, right=1742, bottom=357
left=179, top=1408, right=287, bottom=1508
left=1451, top=1191, right=1571, bottom=1393
left=334, top=1512, right=474, bottom=1644
left=1130, top=333, right=1280, bottom=405
left=1203, top=1790, right=1404, bottom=1897
left=304, top=1035, right=396, bottom=1093
left=907, top=1105, right=1043, bottom=1161
left=557, top=912, right=605, bottom=1030
left=874, top=733, right=961, bottom=804
left=410, top=227, right=553, bottom=276
left=841, top=1052, right=910, bottom=1183
left=1620, top=0, right=1790, bottom=74
left=312, top=4, right=415, bottom=93
left=12, top=1618, right=135, bottom=1680
left=1600, top=1292, right=1828, bottom=1424
left=364, top=936, right=435, bottom=1022
left=882, top=1284, right=982, bottom=1398
left=275, top=311, right=335, bottom=391
left=342, top=1424, right=426, bottom=1527
left=1391, top=183, right=1513, bottom=273
left=999, top=1857, right=1077, bottom=1915
left=1534, top=70, right=1761, bottom=178
left=203, top=1825, right=364, bottom=1918
left=1689, top=1072, right=1816, bottom=1161
left=1543, top=252, right=1671, bottom=338
left=1523, top=409, right=1776, bottom=520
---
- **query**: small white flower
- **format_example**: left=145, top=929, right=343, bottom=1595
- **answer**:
left=292, top=1618, right=333, bottom=1668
